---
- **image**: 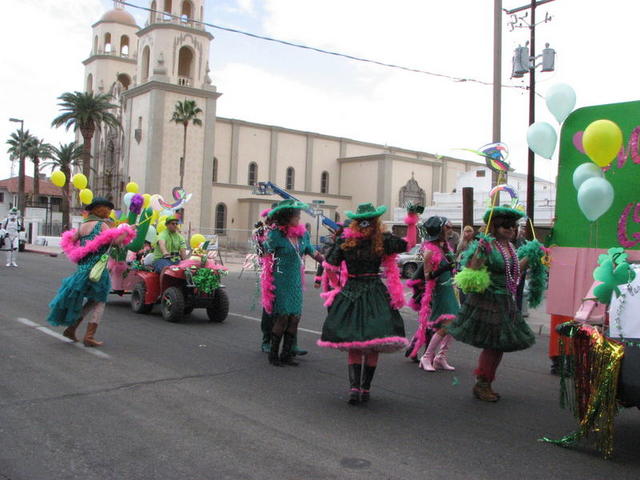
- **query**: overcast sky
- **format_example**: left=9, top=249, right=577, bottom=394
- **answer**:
left=2, top=0, right=638, bottom=184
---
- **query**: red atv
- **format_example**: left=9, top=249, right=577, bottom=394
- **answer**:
left=114, top=255, right=230, bottom=323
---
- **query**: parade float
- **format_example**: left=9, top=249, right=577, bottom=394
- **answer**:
left=540, top=99, right=640, bottom=457
left=105, top=185, right=229, bottom=324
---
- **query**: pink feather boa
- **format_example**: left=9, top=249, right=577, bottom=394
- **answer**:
left=61, top=224, right=136, bottom=263
left=381, top=254, right=405, bottom=309
left=341, top=228, right=366, bottom=240
left=403, top=213, right=419, bottom=249
left=409, top=242, right=443, bottom=357
left=260, top=254, right=276, bottom=314
left=319, top=255, right=405, bottom=310
left=279, top=224, right=307, bottom=238
left=320, top=260, right=348, bottom=307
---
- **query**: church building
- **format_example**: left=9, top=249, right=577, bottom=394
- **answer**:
left=84, top=1, right=482, bottom=246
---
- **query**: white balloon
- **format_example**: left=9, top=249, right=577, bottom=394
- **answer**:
left=123, top=192, right=135, bottom=207
left=577, top=177, right=614, bottom=222
left=572, top=162, right=604, bottom=191
left=527, top=122, right=557, bottom=159
left=545, top=83, right=577, bottom=124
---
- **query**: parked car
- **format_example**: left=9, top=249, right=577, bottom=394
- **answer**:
left=396, top=244, right=422, bottom=278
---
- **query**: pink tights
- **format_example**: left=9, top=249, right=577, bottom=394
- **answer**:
left=474, top=349, right=503, bottom=382
left=348, top=349, right=378, bottom=366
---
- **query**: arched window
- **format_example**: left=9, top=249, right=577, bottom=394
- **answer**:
left=141, top=46, right=150, bottom=82
left=320, top=171, right=329, bottom=194
left=177, top=46, right=193, bottom=86
left=93, top=35, right=98, bottom=54
left=117, top=73, right=131, bottom=90
left=212, top=157, right=218, bottom=183
left=248, top=162, right=258, bottom=186
left=120, top=35, right=130, bottom=56
left=86, top=74, right=93, bottom=93
left=181, top=0, right=193, bottom=22
left=104, top=32, right=112, bottom=53
left=285, top=167, right=295, bottom=190
left=163, top=0, right=172, bottom=19
left=150, top=0, right=157, bottom=22
left=215, top=203, right=227, bottom=234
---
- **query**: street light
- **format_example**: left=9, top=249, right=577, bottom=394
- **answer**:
left=9, top=117, right=24, bottom=130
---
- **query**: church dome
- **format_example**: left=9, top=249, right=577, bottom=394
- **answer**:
left=100, top=8, right=137, bottom=26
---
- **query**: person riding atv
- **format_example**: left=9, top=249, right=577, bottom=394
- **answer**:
left=152, top=216, right=187, bottom=272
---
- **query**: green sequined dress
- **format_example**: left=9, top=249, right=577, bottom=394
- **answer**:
left=266, top=228, right=315, bottom=315
left=447, top=239, right=535, bottom=352
left=47, top=222, right=111, bottom=327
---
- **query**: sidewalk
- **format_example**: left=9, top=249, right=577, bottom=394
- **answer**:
left=24, top=244, right=61, bottom=257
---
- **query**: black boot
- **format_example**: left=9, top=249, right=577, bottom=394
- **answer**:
left=360, top=365, right=377, bottom=403
left=261, top=331, right=271, bottom=353
left=348, top=363, right=362, bottom=405
left=269, top=334, right=283, bottom=366
left=280, top=333, right=299, bottom=366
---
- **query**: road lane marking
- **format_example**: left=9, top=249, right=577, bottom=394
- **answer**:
left=228, top=312, right=322, bottom=335
left=14, top=317, right=111, bottom=359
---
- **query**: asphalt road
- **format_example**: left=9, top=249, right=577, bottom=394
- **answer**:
left=1, top=253, right=640, bottom=480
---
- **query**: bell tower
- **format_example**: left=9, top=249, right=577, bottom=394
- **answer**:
left=121, top=0, right=220, bottom=230
left=136, top=0, right=211, bottom=88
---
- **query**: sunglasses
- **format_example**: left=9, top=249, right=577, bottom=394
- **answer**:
left=500, top=223, right=517, bottom=229
left=167, top=221, right=179, bottom=226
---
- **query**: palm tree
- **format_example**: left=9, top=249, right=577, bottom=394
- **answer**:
left=42, top=142, right=83, bottom=230
left=51, top=91, right=120, bottom=184
left=169, top=99, right=202, bottom=187
left=27, top=137, right=53, bottom=200
left=6, top=128, right=36, bottom=214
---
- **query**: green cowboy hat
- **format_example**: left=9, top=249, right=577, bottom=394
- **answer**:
left=345, top=202, right=387, bottom=220
left=84, top=197, right=115, bottom=211
left=267, top=199, right=308, bottom=218
left=483, top=205, right=525, bottom=224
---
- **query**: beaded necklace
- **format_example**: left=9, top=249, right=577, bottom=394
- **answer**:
left=495, top=239, right=520, bottom=296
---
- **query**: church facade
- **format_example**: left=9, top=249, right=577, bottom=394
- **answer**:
left=84, top=1, right=480, bottom=246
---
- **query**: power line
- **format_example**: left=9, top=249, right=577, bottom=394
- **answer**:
left=119, top=0, right=529, bottom=91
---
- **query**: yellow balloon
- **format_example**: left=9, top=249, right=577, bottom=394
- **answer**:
left=157, top=221, right=166, bottom=233
left=190, top=233, right=206, bottom=249
left=72, top=173, right=88, bottom=190
left=126, top=182, right=139, bottom=194
left=79, top=188, right=94, bottom=205
left=150, top=210, right=160, bottom=224
left=51, top=170, right=66, bottom=187
left=109, top=211, right=116, bottom=220
left=142, top=193, right=151, bottom=209
left=582, top=119, right=623, bottom=167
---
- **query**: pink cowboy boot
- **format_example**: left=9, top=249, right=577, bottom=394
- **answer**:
left=433, top=334, right=455, bottom=371
left=418, top=334, right=443, bottom=372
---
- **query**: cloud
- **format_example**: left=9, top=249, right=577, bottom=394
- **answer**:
left=0, top=0, right=105, bottom=178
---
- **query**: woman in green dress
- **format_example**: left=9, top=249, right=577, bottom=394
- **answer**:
left=318, top=203, right=408, bottom=405
left=448, top=206, right=535, bottom=402
left=264, top=199, right=324, bottom=366
left=48, top=198, right=135, bottom=346
left=407, top=216, right=459, bottom=372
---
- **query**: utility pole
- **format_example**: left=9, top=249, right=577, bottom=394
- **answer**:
left=506, top=0, right=556, bottom=238
left=491, top=0, right=502, bottom=207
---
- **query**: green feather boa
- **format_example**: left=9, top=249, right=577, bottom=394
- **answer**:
left=517, top=239, right=548, bottom=308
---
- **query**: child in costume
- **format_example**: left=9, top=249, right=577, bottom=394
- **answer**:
left=47, top=198, right=135, bottom=346
left=317, top=203, right=409, bottom=405
left=263, top=199, right=324, bottom=366
left=448, top=206, right=537, bottom=402
left=407, top=216, right=459, bottom=372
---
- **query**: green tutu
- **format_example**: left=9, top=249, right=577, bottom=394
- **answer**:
left=447, top=291, right=535, bottom=352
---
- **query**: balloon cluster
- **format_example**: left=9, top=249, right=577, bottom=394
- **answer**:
left=527, top=83, right=576, bottom=160
left=572, top=120, right=622, bottom=222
